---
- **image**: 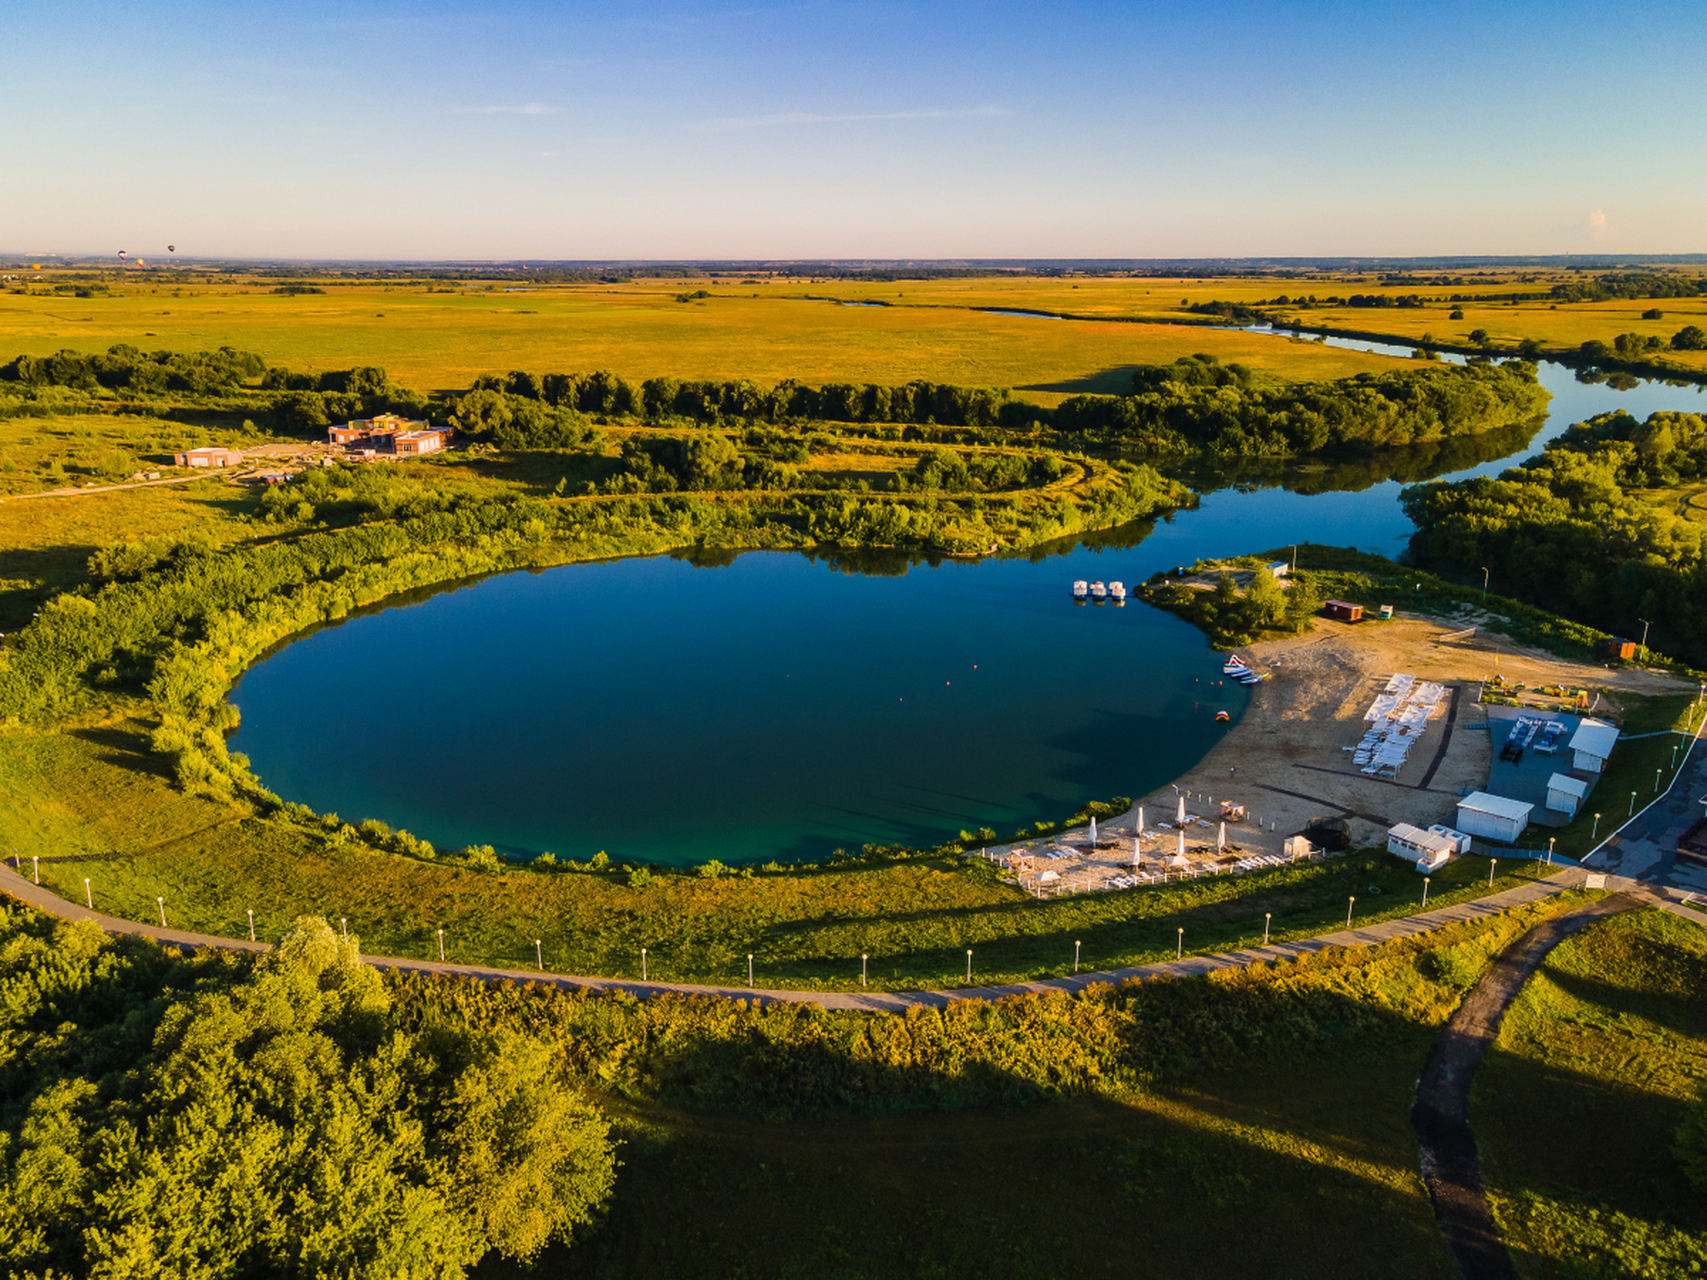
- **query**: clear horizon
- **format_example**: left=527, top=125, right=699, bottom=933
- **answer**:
left=5, top=0, right=1704, bottom=261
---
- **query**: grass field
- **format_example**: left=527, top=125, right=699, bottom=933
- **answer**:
left=1477, top=907, right=1707, bottom=1279
left=0, top=276, right=1414, bottom=404
left=7, top=269, right=1705, bottom=399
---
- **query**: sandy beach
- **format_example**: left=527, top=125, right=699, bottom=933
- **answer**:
left=993, top=612, right=1694, bottom=893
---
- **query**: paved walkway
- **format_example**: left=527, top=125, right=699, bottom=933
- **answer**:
left=1, top=861, right=1659, bottom=1010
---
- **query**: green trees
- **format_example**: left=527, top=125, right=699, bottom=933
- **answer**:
left=1055, top=360, right=1548, bottom=456
left=0, top=913, right=615, bottom=1278
left=1674, top=326, right=1707, bottom=352
left=1402, top=409, right=1707, bottom=659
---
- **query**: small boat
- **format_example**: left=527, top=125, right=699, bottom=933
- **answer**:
left=1071, top=580, right=1088, bottom=601
left=1223, top=655, right=1252, bottom=676
left=1089, top=581, right=1108, bottom=601
left=1108, top=581, right=1126, bottom=601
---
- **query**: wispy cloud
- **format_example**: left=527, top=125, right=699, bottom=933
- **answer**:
left=692, top=105, right=1010, bottom=132
left=455, top=103, right=557, bottom=116
left=1588, top=209, right=1616, bottom=241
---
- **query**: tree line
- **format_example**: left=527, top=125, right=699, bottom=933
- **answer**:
left=1051, top=355, right=1549, bottom=456
left=1402, top=408, right=1707, bottom=661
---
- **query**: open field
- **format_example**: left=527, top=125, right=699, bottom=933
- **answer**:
left=1477, top=908, right=1707, bottom=1278
left=8, top=269, right=1706, bottom=396
left=0, top=277, right=1414, bottom=403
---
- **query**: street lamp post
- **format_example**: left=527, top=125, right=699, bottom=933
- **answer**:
left=1657, top=768, right=1664, bottom=793
left=861, top=954, right=868, bottom=987
left=1629, top=790, right=1638, bottom=818
left=536, top=940, right=543, bottom=971
left=156, top=897, right=167, bottom=929
left=747, top=954, right=754, bottom=986
left=247, top=908, right=254, bottom=941
left=1263, top=912, right=1271, bottom=945
left=1548, top=837, right=1556, bottom=866
left=1074, top=940, right=1081, bottom=974
left=1422, top=877, right=1431, bottom=907
left=1176, top=927, right=1184, bottom=960
left=437, top=929, right=445, bottom=962
left=1638, top=617, right=1651, bottom=662
left=641, top=947, right=647, bottom=981
left=84, top=878, right=93, bottom=910
left=1346, top=896, right=1356, bottom=928
left=966, top=949, right=973, bottom=982
left=1489, top=858, right=1498, bottom=887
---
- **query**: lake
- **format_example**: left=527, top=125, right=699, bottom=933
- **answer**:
left=229, top=345, right=1704, bottom=866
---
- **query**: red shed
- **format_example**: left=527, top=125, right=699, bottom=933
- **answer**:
left=1324, top=599, right=1364, bottom=623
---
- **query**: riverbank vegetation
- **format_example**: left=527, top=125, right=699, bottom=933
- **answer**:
left=1403, top=409, right=1707, bottom=663
left=1053, top=355, right=1550, bottom=456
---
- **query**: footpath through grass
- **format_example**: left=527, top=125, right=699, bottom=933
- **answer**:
left=1476, top=908, right=1707, bottom=1279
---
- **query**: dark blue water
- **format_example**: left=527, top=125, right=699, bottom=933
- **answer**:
left=230, top=341, right=1705, bottom=865
left=231, top=550, right=1243, bottom=866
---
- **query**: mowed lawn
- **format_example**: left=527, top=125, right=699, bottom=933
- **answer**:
left=0, top=277, right=1414, bottom=402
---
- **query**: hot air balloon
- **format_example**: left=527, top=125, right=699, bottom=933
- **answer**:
left=167, top=245, right=175, bottom=253
left=118, top=250, right=127, bottom=259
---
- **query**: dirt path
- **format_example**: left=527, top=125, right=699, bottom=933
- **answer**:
left=1410, top=892, right=1648, bottom=1280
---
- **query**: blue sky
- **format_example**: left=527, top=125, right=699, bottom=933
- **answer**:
left=3, top=0, right=1703, bottom=259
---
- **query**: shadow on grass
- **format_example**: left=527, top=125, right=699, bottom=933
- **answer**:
left=447, top=973, right=1457, bottom=1280
left=67, top=722, right=175, bottom=781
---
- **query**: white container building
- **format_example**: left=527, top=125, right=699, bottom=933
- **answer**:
left=1546, top=773, right=1589, bottom=818
left=1454, top=792, right=1534, bottom=844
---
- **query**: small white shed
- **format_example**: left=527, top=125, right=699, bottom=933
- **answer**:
left=1455, top=791, right=1534, bottom=843
left=1546, top=772, right=1589, bottom=817
left=1387, top=823, right=1457, bottom=871
left=1265, top=561, right=1290, bottom=578
left=1569, top=718, right=1619, bottom=773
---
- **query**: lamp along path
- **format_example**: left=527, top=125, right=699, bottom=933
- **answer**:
left=8, top=861, right=1696, bottom=1010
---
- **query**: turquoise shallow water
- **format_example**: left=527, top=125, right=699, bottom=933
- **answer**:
left=228, top=350, right=1705, bottom=866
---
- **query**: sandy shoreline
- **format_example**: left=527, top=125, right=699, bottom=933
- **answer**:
left=989, top=613, right=1692, bottom=893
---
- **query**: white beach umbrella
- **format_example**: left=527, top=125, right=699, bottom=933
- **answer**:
left=1217, top=821, right=1226, bottom=852
left=1177, top=795, right=1186, bottom=823
left=1090, top=816, right=1098, bottom=844
left=1137, top=805, right=1145, bottom=837
left=1177, top=829, right=1186, bottom=859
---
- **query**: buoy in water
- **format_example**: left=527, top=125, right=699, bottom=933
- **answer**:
left=1215, top=710, right=1231, bottom=723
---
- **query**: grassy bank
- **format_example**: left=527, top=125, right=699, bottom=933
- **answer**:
left=1477, top=908, right=1707, bottom=1279
left=5, top=706, right=1555, bottom=989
